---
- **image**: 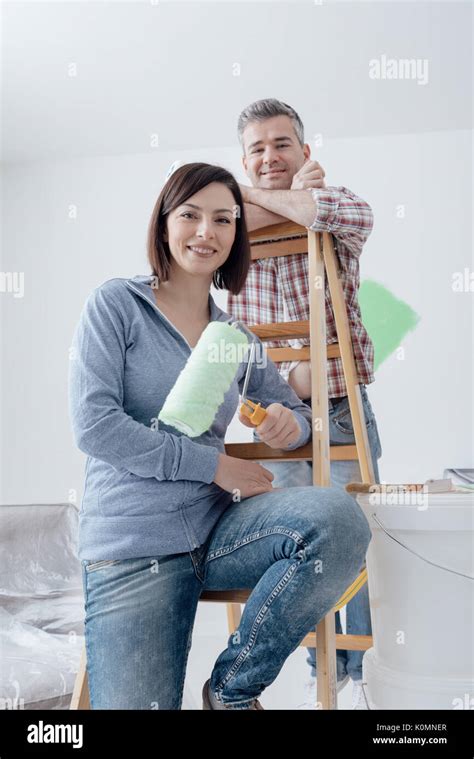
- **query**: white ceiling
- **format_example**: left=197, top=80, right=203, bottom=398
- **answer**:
left=2, top=0, right=472, bottom=163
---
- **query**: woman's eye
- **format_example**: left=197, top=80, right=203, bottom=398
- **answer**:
left=180, top=212, right=231, bottom=224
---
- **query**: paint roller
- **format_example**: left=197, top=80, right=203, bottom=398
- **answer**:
left=158, top=321, right=267, bottom=437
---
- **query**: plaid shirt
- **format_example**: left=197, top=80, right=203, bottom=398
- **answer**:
left=227, top=186, right=375, bottom=399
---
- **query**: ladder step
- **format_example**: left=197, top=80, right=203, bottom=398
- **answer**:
left=249, top=220, right=307, bottom=244
left=246, top=322, right=341, bottom=361
left=267, top=345, right=341, bottom=362
left=224, top=442, right=358, bottom=462
left=300, top=632, right=373, bottom=651
left=250, top=319, right=310, bottom=341
left=251, top=236, right=308, bottom=260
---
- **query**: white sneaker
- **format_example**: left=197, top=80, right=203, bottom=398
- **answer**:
left=352, top=680, right=369, bottom=709
left=296, top=674, right=350, bottom=709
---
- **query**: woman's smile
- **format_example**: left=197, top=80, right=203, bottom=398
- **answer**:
left=186, top=244, right=218, bottom=257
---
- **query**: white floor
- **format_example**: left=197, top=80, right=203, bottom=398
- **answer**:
left=183, top=601, right=354, bottom=710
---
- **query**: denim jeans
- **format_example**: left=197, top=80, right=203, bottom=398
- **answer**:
left=259, top=385, right=382, bottom=683
left=81, top=486, right=372, bottom=709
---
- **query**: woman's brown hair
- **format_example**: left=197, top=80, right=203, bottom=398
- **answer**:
left=147, top=162, right=251, bottom=295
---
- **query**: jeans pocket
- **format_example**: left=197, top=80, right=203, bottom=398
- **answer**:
left=332, top=392, right=375, bottom=436
left=84, top=559, right=122, bottom=573
left=190, top=533, right=213, bottom=583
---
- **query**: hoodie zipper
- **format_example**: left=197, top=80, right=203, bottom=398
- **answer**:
left=125, top=280, right=194, bottom=351
left=125, top=280, right=235, bottom=352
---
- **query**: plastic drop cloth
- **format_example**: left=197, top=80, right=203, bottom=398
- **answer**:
left=0, top=503, right=84, bottom=709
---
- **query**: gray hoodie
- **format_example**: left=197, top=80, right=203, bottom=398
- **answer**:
left=68, top=274, right=313, bottom=560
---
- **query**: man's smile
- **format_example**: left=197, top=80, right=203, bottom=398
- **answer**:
left=261, top=168, right=286, bottom=176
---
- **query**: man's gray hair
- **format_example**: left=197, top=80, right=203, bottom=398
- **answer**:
left=237, top=99, right=305, bottom=152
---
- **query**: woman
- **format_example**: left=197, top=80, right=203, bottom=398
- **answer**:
left=68, top=162, right=371, bottom=710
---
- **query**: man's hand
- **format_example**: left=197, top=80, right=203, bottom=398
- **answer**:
left=290, top=160, right=326, bottom=191
left=239, top=175, right=320, bottom=229
left=239, top=403, right=301, bottom=449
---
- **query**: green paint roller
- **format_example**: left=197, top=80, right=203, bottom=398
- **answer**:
left=158, top=321, right=250, bottom=437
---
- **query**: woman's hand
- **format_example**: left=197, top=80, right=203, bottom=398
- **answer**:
left=213, top=454, right=275, bottom=499
left=239, top=403, right=301, bottom=449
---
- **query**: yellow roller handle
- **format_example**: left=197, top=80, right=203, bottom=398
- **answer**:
left=334, top=567, right=368, bottom=611
left=240, top=399, right=267, bottom=426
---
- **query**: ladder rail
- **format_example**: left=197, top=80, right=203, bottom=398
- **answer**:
left=321, top=231, right=375, bottom=483
left=307, top=229, right=338, bottom=709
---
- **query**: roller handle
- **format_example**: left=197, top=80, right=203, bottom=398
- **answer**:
left=240, top=400, right=267, bottom=426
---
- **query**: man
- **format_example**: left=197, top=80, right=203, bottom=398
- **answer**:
left=227, top=98, right=382, bottom=709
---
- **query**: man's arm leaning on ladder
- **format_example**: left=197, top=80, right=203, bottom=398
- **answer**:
left=240, top=183, right=374, bottom=399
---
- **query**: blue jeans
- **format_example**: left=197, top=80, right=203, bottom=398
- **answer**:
left=259, top=385, right=382, bottom=682
left=81, top=486, right=372, bottom=709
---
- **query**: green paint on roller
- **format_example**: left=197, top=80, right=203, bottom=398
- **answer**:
left=158, top=321, right=249, bottom=437
left=359, top=280, right=420, bottom=370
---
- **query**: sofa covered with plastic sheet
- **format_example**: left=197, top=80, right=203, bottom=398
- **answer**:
left=0, top=502, right=84, bottom=710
